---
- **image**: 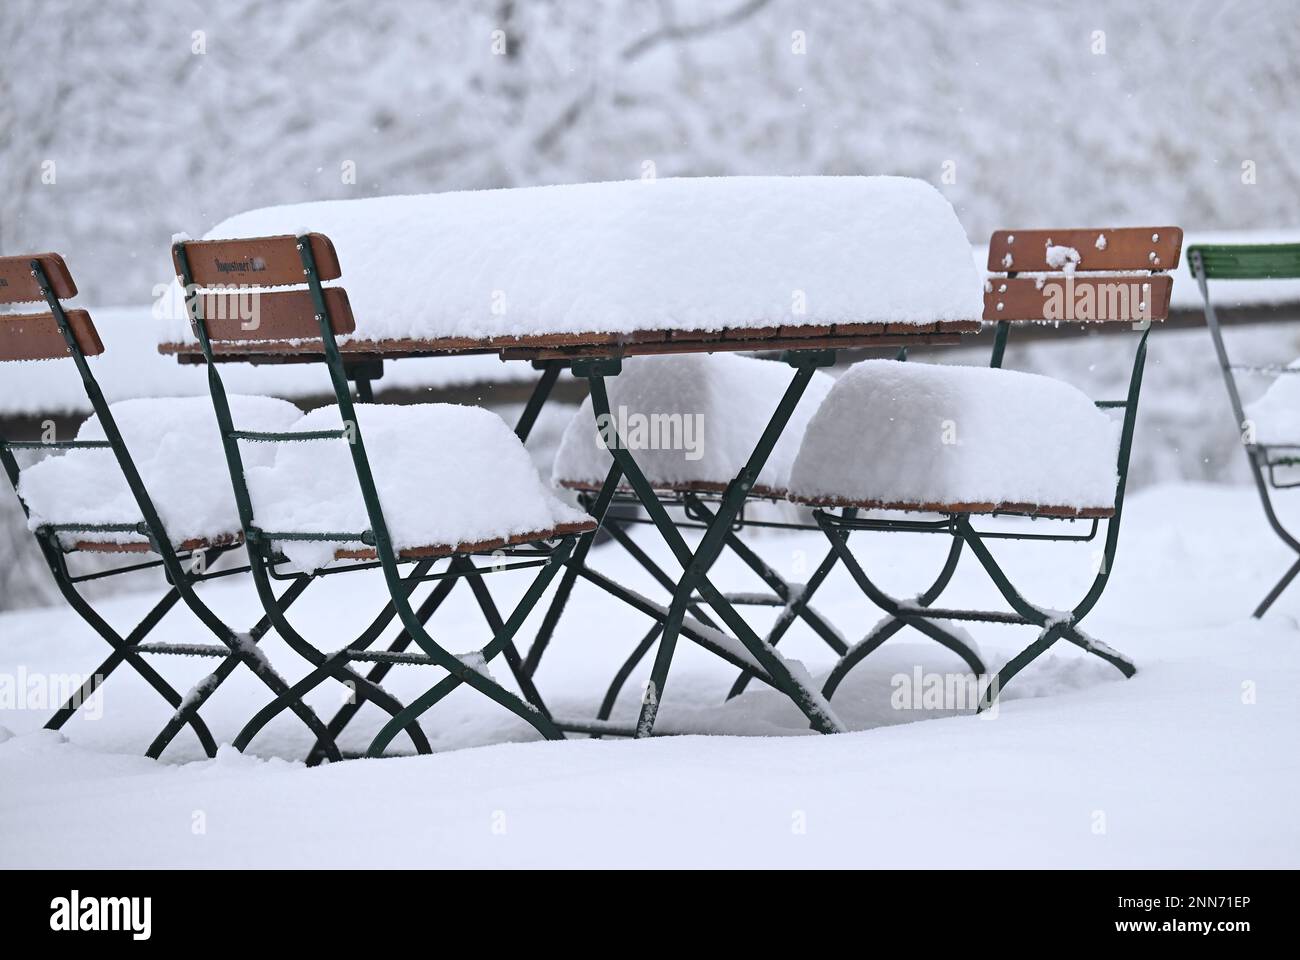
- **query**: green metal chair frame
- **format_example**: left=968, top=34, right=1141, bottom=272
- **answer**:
left=1188, top=242, right=1300, bottom=616
left=805, top=227, right=1182, bottom=711
left=0, top=254, right=340, bottom=759
left=173, top=233, right=581, bottom=758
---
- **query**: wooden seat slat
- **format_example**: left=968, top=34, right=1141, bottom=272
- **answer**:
left=785, top=493, right=1115, bottom=519
left=333, top=520, right=598, bottom=561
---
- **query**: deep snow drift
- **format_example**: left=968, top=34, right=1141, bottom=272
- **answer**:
left=1, top=483, right=1297, bottom=868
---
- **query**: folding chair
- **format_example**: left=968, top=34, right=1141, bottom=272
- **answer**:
left=0, top=252, right=348, bottom=759
left=171, top=232, right=595, bottom=758
left=532, top=352, right=849, bottom=728
left=1188, top=243, right=1300, bottom=616
left=786, top=227, right=1182, bottom=710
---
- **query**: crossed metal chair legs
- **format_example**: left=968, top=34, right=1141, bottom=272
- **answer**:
left=811, top=511, right=1135, bottom=712
left=217, top=543, right=575, bottom=762
left=33, top=532, right=351, bottom=760
left=523, top=354, right=848, bottom=739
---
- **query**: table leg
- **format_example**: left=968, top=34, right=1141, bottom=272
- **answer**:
left=578, top=354, right=845, bottom=737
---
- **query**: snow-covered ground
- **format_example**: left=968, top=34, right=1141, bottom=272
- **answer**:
left=2, top=482, right=1297, bottom=868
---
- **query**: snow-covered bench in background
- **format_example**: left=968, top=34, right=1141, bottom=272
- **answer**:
left=785, top=226, right=1183, bottom=711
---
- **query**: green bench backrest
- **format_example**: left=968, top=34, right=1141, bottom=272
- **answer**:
left=1188, top=243, right=1300, bottom=280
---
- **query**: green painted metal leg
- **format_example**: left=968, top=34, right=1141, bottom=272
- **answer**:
left=600, top=517, right=721, bottom=630
left=957, top=518, right=1135, bottom=709
left=821, top=535, right=971, bottom=700
left=977, top=624, right=1066, bottom=712
left=33, top=536, right=219, bottom=757
left=817, top=517, right=984, bottom=684
left=230, top=560, right=440, bottom=759
left=583, top=365, right=844, bottom=736
left=727, top=532, right=847, bottom=700
left=522, top=460, right=623, bottom=677
left=687, top=494, right=844, bottom=656
left=1253, top=554, right=1300, bottom=618
left=365, top=539, right=577, bottom=756
left=45, top=585, right=183, bottom=731
left=307, top=571, right=461, bottom=764
left=459, top=558, right=553, bottom=717
left=592, top=623, right=662, bottom=735
left=146, top=573, right=317, bottom=759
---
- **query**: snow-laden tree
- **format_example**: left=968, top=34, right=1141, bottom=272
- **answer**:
left=1, top=0, right=1298, bottom=303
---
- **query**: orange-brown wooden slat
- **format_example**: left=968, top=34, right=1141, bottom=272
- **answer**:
left=199, top=288, right=356, bottom=341
left=722, top=326, right=780, bottom=341
left=987, top=227, right=1183, bottom=273
left=0, top=309, right=103, bottom=361
left=174, top=233, right=342, bottom=287
left=831, top=323, right=885, bottom=336
left=983, top=275, right=1172, bottom=323
left=0, top=254, right=77, bottom=304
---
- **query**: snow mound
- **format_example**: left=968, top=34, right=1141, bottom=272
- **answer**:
left=164, top=177, right=981, bottom=345
left=1245, top=360, right=1300, bottom=446
left=552, top=354, right=834, bottom=494
left=787, top=360, right=1121, bottom=511
left=18, top=396, right=301, bottom=548
left=246, top=403, right=592, bottom=571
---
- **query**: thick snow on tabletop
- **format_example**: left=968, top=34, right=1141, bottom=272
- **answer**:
left=1245, top=359, right=1300, bottom=445
left=163, top=176, right=981, bottom=345
left=247, top=403, right=591, bottom=571
left=552, top=354, right=833, bottom=494
left=18, top=395, right=301, bottom=547
left=787, top=360, right=1121, bottom=510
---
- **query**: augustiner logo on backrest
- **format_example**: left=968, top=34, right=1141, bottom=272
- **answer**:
left=212, top=256, right=267, bottom=275
left=0, top=277, right=9, bottom=288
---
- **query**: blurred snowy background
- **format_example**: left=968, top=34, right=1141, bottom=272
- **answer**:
left=4, top=0, right=1298, bottom=302
left=2, top=0, right=1299, bottom=608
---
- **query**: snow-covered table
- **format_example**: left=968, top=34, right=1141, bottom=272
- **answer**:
left=158, top=176, right=979, bottom=365
left=160, top=175, right=984, bottom=739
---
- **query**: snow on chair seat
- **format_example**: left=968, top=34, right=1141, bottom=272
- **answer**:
left=786, top=359, right=1122, bottom=517
left=247, top=402, right=595, bottom=571
left=1243, top=359, right=1300, bottom=452
left=161, top=176, right=982, bottom=357
left=552, top=353, right=834, bottom=498
left=19, top=395, right=303, bottom=551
